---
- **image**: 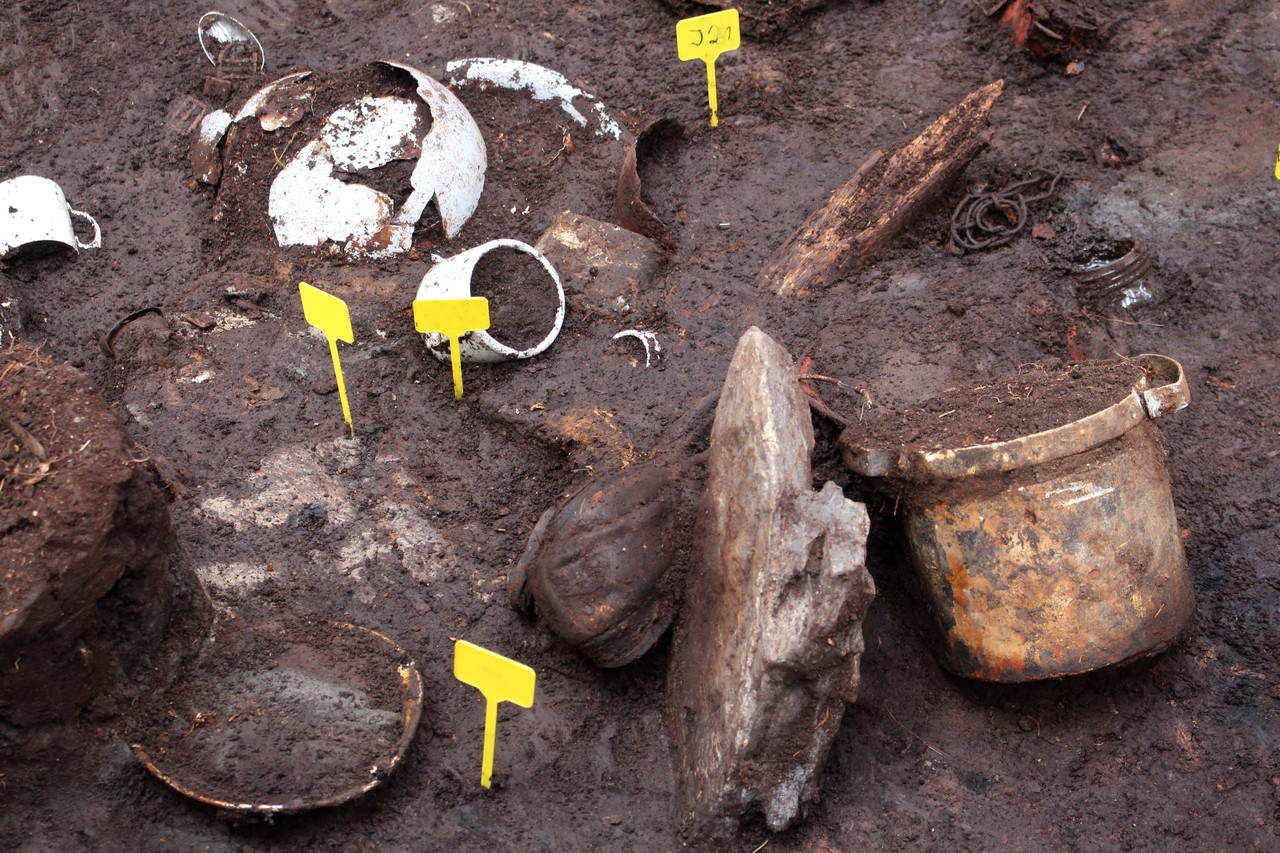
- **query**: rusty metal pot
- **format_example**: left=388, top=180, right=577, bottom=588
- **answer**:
left=841, top=354, right=1193, bottom=682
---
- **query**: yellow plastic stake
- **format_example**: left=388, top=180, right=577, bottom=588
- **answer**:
left=298, top=282, right=355, bottom=437
left=412, top=297, right=490, bottom=399
left=676, top=9, right=741, bottom=127
left=1274, top=143, right=1279, bottom=180
left=453, top=639, right=536, bottom=789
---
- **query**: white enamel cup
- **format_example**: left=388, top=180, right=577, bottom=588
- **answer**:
left=415, top=239, right=565, bottom=363
left=0, top=176, right=102, bottom=259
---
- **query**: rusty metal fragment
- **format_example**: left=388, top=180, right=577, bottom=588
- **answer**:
left=982, top=0, right=1099, bottom=57
left=616, top=119, right=681, bottom=249
left=667, top=327, right=874, bottom=843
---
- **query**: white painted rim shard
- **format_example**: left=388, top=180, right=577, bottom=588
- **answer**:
left=612, top=330, right=662, bottom=367
left=233, top=72, right=312, bottom=123
left=445, top=57, right=623, bottom=140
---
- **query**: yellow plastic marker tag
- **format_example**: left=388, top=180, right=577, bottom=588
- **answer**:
left=298, top=282, right=355, bottom=437
left=412, top=297, right=490, bottom=399
left=1274, top=143, right=1279, bottom=180
left=453, top=639, right=536, bottom=789
left=676, top=9, right=741, bottom=127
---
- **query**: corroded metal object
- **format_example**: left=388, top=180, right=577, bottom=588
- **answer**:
left=842, top=354, right=1193, bottom=681
left=616, top=118, right=680, bottom=249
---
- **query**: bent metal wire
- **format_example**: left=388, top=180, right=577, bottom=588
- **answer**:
left=949, top=170, right=1063, bottom=253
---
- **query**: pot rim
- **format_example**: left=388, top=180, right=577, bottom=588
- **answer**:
left=843, top=353, right=1188, bottom=480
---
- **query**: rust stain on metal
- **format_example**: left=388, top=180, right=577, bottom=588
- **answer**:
left=857, top=356, right=1195, bottom=681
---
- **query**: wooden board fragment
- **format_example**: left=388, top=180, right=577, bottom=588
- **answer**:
left=759, top=80, right=1005, bottom=296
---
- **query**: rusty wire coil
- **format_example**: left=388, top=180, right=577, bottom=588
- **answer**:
left=950, top=171, right=1062, bottom=253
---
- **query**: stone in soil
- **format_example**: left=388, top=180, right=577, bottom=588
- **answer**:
left=666, top=327, right=874, bottom=844
left=534, top=210, right=664, bottom=318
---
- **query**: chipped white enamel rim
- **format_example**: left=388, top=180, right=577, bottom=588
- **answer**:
left=197, top=109, right=233, bottom=145
left=612, top=330, right=662, bottom=367
left=415, top=239, right=566, bottom=363
left=233, top=71, right=311, bottom=122
left=376, top=60, right=487, bottom=241
left=197, top=11, right=265, bottom=72
left=445, top=57, right=623, bottom=140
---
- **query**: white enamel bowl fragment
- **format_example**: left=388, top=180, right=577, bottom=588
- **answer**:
left=445, top=58, right=623, bottom=141
left=415, top=239, right=566, bottom=363
left=193, top=63, right=485, bottom=258
left=268, top=61, right=486, bottom=256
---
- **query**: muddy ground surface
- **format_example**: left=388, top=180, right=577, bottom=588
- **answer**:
left=2, top=0, right=1278, bottom=850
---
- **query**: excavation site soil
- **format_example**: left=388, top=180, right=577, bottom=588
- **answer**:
left=2, top=0, right=1278, bottom=850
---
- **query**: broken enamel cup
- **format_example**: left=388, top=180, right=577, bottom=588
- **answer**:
left=415, top=239, right=566, bottom=363
left=841, top=354, right=1194, bottom=682
left=0, top=176, right=102, bottom=259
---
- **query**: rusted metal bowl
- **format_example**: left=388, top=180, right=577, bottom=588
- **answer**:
left=841, top=354, right=1194, bottom=682
left=131, top=620, right=423, bottom=815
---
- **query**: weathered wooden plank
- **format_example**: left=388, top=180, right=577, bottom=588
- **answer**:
left=760, top=80, right=1005, bottom=296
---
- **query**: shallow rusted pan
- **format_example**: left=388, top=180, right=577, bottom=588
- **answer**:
left=842, top=354, right=1193, bottom=682
left=131, top=621, right=423, bottom=814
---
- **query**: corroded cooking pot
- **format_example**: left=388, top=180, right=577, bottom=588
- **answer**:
left=841, top=354, right=1193, bottom=682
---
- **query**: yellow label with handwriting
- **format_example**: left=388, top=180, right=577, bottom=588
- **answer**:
left=677, top=9, right=741, bottom=127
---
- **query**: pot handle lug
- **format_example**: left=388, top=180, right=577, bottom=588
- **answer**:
left=1137, top=354, right=1189, bottom=419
